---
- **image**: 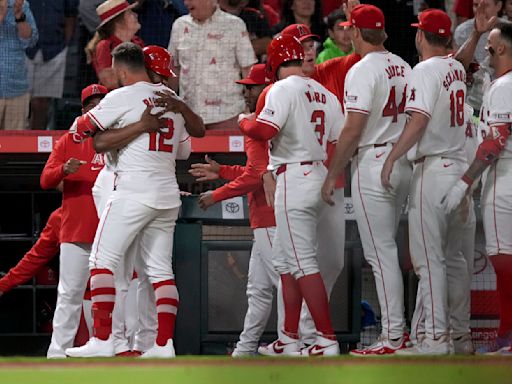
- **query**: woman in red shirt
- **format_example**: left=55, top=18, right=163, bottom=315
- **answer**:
left=85, top=0, right=144, bottom=90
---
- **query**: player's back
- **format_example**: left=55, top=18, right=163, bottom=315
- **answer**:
left=87, top=81, right=187, bottom=209
left=344, top=51, right=411, bottom=147
left=406, top=56, right=467, bottom=161
left=259, top=75, right=342, bottom=168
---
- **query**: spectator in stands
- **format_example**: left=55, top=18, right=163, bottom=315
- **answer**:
left=26, top=0, right=78, bottom=131
left=169, top=0, right=257, bottom=130
left=322, top=0, right=346, bottom=17
left=77, top=0, right=102, bottom=92
left=0, top=0, right=38, bottom=130
left=248, top=0, right=280, bottom=27
left=85, top=0, right=144, bottom=90
left=219, top=0, right=273, bottom=59
left=504, top=0, right=512, bottom=18
left=271, top=0, right=326, bottom=42
left=454, top=0, right=502, bottom=112
left=135, top=0, right=188, bottom=47
left=453, top=0, right=476, bottom=25
left=316, top=9, right=352, bottom=64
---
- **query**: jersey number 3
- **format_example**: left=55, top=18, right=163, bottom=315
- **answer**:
left=148, top=119, right=174, bottom=152
left=311, top=110, right=325, bottom=145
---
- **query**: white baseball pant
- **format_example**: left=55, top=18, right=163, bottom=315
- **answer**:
left=481, top=158, right=512, bottom=257
left=298, top=189, right=345, bottom=344
left=411, top=197, right=475, bottom=341
left=351, top=145, right=411, bottom=340
left=409, top=156, right=468, bottom=340
left=47, top=243, right=91, bottom=358
left=234, top=227, right=285, bottom=353
left=273, top=162, right=326, bottom=278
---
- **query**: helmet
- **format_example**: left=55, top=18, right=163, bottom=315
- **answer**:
left=143, top=45, right=176, bottom=78
left=266, top=35, right=304, bottom=81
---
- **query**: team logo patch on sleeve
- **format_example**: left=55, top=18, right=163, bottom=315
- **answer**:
left=497, top=113, right=511, bottom=119
left=409, top=87, right=416, bottom=102
left=263, top=108, right=275, bottom=116
left=346, top=95, right=358, bottom=102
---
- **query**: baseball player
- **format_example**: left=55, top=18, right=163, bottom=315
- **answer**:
left=442, top=20, right=512, bottom=355
left=278, top=22, right=363, bottom=347
left=409, top=104, right=478, bottom=355
left=381, top=9, right=468, bottom=355
left=239, top=34, right=342, bottom=356
left=40, top=84, right=108, bottom=359
left=321, top=4, right=412, bottom=356
left=189, top=64, right=280, bottom=357
left=65, top=42, right=191, bottom=358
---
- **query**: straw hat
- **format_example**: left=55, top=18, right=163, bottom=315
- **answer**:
left=96, top=0, right=137, bottom=29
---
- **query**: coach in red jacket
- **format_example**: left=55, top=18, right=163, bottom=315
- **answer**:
left=40, top=84, right=108, bottom=358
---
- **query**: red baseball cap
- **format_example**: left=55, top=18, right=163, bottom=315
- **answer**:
left=339, top=4, right=385, bottom=30
left=236, top=64, right=271, bottom=85
left=81, top=84, right=108, bottom=106
left=281, top=24, right=320, bottom=42
left=411, top=9, right=452, bottom=37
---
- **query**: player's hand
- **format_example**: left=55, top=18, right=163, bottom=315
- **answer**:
left=321, top=177, right=337, bottom=206
left=154, top=90, right=186, bottom=114
left=474, top=0, right=497, bottom=34
left=238, top=112, right=255, bottom=124
left=343, top=0, right=360, bottom=21
left=139, top=104, right=166, bottom=133
left=63, top=158, right=86, bottom=175
left=198, top=191, right=216, bottom=210
left=262, top=171, right=276, bottom=208
left=381, top=159, right=394, bottom=191
left=189, top=155, right=221, bottom=182
left=13, top=0, right=24, bottom=19
left=440, top=179, right=468, bottom=214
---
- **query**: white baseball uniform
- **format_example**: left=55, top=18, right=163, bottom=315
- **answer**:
left=478, top=71, right=512, bottom=258
left=344, top=51, right=412, bottom=340
left=411, top=103, right=477, bottom=343
left=405, top=56, right=468, bottom=341
left=256, top=75, right=342, bottom=278
left=87, top=80, right=187, bottom=282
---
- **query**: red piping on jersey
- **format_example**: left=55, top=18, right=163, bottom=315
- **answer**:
left=356, top=153, right=392, bottom=339
left=346, top=107, right=370, bottom=115
left=265, top=227, right=273, bottom=248
left=492, top=164, right=501, bottom=253
left=419, top=162, right=436, bottom=339
left=405, top=107, right=432, bottom=119
left=91, top=200, right=113, bottom=269
left=88, top=111, right=105, bottom=131
left=283, top=172, right=305, bottom=276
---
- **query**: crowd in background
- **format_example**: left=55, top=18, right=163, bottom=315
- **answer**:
left=1, top=0, right=512, bottom=131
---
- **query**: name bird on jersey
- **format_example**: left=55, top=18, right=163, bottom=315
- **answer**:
left=85, top=82, right=188, bottom=209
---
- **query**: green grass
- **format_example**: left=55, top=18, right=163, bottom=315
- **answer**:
left=0, top=357, right=511, bottom=384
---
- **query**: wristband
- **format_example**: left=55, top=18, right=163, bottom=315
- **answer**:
left=461, top=174, right=474, bottom=186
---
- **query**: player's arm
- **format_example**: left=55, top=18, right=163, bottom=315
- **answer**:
left=154, top=90, right=205, bottom=138
left=92, top=105, right=166, bottom=153
left=321, top=111, right=367, bottom=205
left=454, top=0, right=497, bottom=70
left=40, top=135, right=86, bottom=189
left=381, top=112, right=429, bottom=190
left=0, top=208, right=61, bottom=295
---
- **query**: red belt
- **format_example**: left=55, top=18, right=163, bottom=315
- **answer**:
left=276, top=161, right=313, bottom=176
left=355, top=143, right=390, bottom=155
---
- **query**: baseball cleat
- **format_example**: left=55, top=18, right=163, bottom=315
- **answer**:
left=140, top=339, right=175, bottom=358
left=258, top=333, right=301, bottom=356
left=294, top=335, right=340, bottom=357
left=65, top=336, right=115, bottom=358
left=452, top=334, right=475, bottom=355
left=350, top=333, right=411, bottom=356
left=395, top=335, right=450, bottom=355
